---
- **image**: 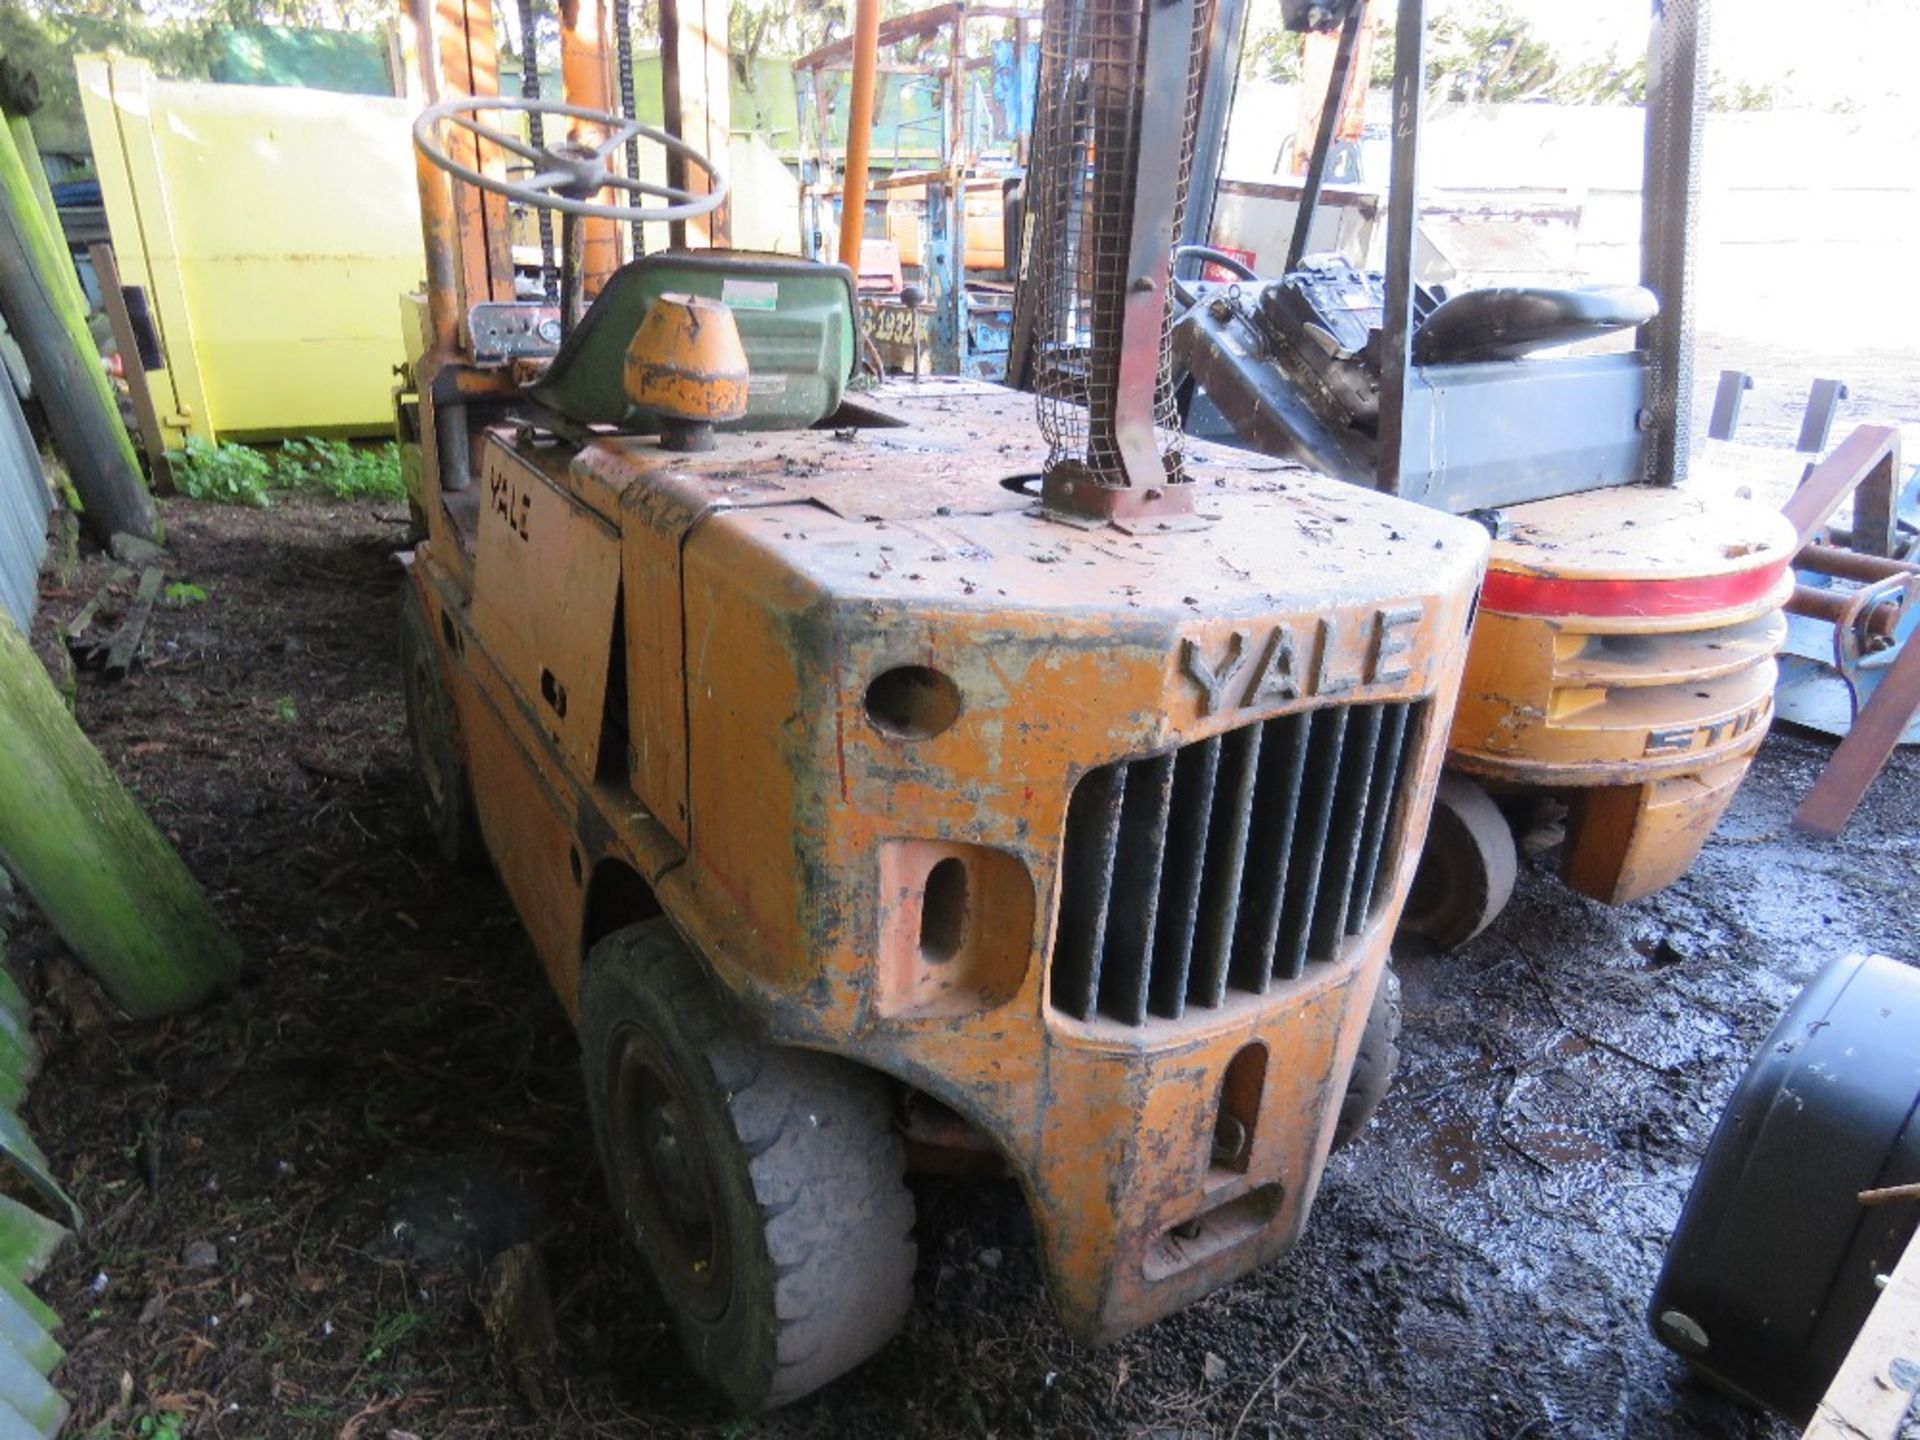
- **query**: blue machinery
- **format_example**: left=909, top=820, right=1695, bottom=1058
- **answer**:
left=795, top=3, right=1039, bottom=378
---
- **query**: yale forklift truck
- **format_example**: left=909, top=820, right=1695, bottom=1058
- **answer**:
left=395, top=0, right=1485, bottom=1408
left=1170, top=0, right=1797, bottom=946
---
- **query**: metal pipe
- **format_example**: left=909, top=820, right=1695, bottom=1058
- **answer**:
left=1797, top=545, right=1920, bottom=585
left=414, top=150, right=463, bottom=353
left=1373, top=0, right=1426, bottom=498
left=1179, top=0, right=1250, bottom=273
left=1284, top=3, right=1365, bottom=275
left=560, top=0, right=620, bottom=290
left=837, top=0, right=883, bottom=270
left=1787, top=584, right=1900, bottom=643
left=405, top=0, right=461, bottom=351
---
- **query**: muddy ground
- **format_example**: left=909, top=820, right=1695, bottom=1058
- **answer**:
left=13, top=360, right=1920, bottom=1440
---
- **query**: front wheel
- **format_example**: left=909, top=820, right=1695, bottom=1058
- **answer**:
left=1399, top=773, right=1518, bottom=951
left=1331, top=968, right=1401, bottom=1151
left=578, top=922, right=916, bottom=1412
left=397, top=585, right=485, bottom=871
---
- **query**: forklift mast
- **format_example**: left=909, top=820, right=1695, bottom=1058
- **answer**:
left=1184, top=0, right=1712, bottom=512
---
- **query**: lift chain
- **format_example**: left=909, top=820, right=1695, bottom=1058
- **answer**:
left=613, top=0, right=645, bottom=257
left=517, top=0, right=558, bottom=298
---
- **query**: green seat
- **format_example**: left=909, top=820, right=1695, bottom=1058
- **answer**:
left=533, top=250, right=858, bottom=432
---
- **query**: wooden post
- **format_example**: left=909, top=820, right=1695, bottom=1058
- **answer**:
left=88, top=243, right=172, bottom=492
left=0, top=615, right=240, bottom=1017
left=0, top=116, right=156, bottom=545
left=660, top=0, right=732, bottom=249
left=5, top=117, right=87, bottom=324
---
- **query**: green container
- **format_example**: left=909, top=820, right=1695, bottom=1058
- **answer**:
left=535, top=250, right=858, bottom=432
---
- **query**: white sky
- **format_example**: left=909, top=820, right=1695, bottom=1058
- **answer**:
left=1494, top=0, right=1920, bottom=109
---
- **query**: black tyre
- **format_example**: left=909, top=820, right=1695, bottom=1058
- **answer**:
left=1332, top=967, right=1401, bottom=1151
left=1399, top=772, right=1518, bottom=950
left=579, top=922, right=916, bottom=1412
left=397, top=586, right=485, bottom=871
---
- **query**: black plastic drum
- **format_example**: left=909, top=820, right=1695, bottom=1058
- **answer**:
left=1649, top=953, right=1920, bottom=1423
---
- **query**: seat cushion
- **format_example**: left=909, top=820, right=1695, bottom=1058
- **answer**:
left=1411, top=284, right=1659, bottom=365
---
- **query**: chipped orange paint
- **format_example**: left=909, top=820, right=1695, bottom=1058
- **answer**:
left=400, top=0, right=1490, bottom=1347
left=405, top=376, right=1487, bottom=1341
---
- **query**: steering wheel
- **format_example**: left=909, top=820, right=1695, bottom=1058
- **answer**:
left=413, top=94, right=727, bottom=225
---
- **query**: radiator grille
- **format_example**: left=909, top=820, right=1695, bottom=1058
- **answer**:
left=1051, top=700, right=1426, bottom=1025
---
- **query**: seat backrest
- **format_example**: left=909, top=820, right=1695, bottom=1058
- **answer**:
left=1411, top=285, right=1659, bottom=366
left=533, top=251, right=858, bottom=431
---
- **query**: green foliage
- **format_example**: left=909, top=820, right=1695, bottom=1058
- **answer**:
left=1426, top=2, right=1557, bottom=103
left=1550, top=54, right=1648, bottom=107
left=1240, top=19, right=1304, bottom=85
left=132, top=1413, right=185, bottom=1440
left=168, top=437, right=274, bottom=507
left=166, top=435, right=405, bottom=506
left=1238, top=0, right=1733, bottom=113
left=279, top=437, right=406, bottom=500
left=364, top=1306, right=430, bottom=1362
left=163, top=581, right=209, bottom=606
left=1711, top=75, right=1778, bottom=113
left=0, top=0, right=395, bottom=153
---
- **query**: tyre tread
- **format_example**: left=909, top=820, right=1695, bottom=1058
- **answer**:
left=579, top=922, right=915, bottom=1412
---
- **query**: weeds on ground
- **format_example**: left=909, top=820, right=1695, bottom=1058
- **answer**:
left=168, top=437, right=273, bottom=506
left=279, top=437, right=407, bottom=501
left=163, top=437, right=406, bottom=506
left=163, top=581, right=208, bottom=606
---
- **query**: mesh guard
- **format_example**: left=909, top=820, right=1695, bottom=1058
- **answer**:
left=1026, top=0, right=1214, bottom=520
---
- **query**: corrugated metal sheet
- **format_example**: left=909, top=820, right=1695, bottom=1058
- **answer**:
left=0, top=358, right=76, bottom=1431
left=0, top=370, right=52, bottom=630
left=0, top=886, right=76, bottom=1440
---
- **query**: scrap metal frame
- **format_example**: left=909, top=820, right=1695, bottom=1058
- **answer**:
left=794, top=1, right=1039, bottom=375
left=1191, top=0, right=1710, bottom=513
left=1773, top=425, right=1913, bottom=837
left=1374, top=0, right=1704, bottom=509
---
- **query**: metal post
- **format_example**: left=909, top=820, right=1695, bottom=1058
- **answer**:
left=1706, top=369, right=1751, bottom=441
left=560, top=0, right=621, bottom=288
left=1283, top=2, right=1365, bottom=275
left=837, top=0, right=883, bottom=270
left=1372, top=0, right=1426, bottom=498
left=1178, top=0, right=1250, bottom=271
left=1641, top=0, right=1709, bottom=485
left=1796, top=377, right=1851, bottom=454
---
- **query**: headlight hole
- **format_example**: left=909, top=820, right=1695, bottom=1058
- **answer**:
left=864, top=665, right=961, bottom=741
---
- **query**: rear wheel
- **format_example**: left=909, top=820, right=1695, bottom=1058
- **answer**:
left=578, top=922, right=916, bottom=1412
left=397, top=586, right=485, bottom=871
left=1332, top=968, right=1401, bottom=1151
left=1399, top=773, right=1517, bottom=950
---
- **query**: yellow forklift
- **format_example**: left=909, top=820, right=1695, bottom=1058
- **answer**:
left=394, top=0, right=1484, bottom=1409
left=1169, top=0, right=1796, bottom=946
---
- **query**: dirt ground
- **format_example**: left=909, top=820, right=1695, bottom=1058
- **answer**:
left=13, top=383, right=1920, bottom=1439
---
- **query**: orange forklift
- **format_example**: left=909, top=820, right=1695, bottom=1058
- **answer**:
left=1168, top=0, right=1796, bottom=946
left=394, top=0, right=1485, bottom=1409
